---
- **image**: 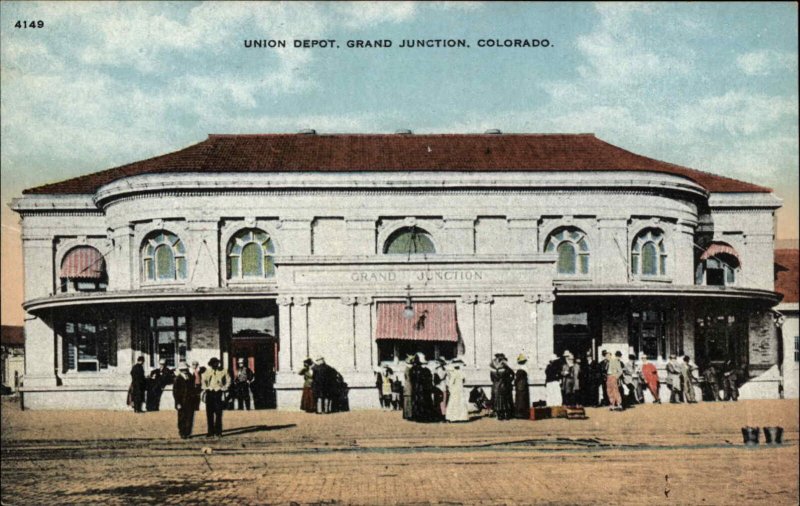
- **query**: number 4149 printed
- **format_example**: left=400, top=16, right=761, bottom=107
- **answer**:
left=15, top=20, right=45, bottom=28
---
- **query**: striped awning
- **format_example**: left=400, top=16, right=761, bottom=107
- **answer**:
left=376, top=302, right=458, bottom=342
left=700, top=242, right=741, bottom=264
left=60, top=246, right=105, bottom=279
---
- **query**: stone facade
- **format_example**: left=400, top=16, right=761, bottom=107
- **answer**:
left=10, top=135, right=785, bottom=409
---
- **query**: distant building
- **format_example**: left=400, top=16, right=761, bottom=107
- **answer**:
left=775, top=248, right=799, bottom=398
left=10, top=132, right=784, bottom=409
left=1, top=325, right=25, bottom=393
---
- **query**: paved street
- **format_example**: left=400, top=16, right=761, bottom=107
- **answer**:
left=1, top=398, right=798, bottom=505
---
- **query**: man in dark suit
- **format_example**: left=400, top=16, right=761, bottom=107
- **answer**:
left=130, top=356, right=146, bottom=413
left=173, top=362, right=198, bottom=439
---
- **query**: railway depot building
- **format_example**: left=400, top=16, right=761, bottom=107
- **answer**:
left=11, top=132, right=784, bottom=409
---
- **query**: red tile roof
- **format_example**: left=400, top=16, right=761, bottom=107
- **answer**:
left=775, top=249, right=799, bottom=304
left=1, top=325, right=24, bottom=347
left=23, top=133, right=771, bottom=195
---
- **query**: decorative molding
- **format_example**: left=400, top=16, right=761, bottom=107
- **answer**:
left=477, top=294, right=494, bottom=304
left=356, top=296, right=373, bottom=306
left=340, top=296, right=357, bottom=306
left=459, top=294, right=478, bottom=304
left=294, top=296, right=310, bottom=306
left=276, top=296, right=293, bottom=306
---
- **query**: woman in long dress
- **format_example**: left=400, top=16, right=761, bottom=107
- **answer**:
left=445, top=359, right=469, bottom=422
left=545, top=354, right=563, bottom=406
left=514, top=354, right=530, bottom=419
left=640, top=354, right=660, bottom=403
left=299, top=358, right=315, bottom=412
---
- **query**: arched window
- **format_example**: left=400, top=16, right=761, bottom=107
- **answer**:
left=696, top=243, right=740, bottom=286
left=632, top=229, right=667, bottom=277
left=142, top=231, right=186, bottom=281
left=384, top=227, right=436, bottom=255
left=227, top=229, right=275, bottom=279
left=59, top=246, right=107, bottom=292
left=545, top=228, right=590, bottom=275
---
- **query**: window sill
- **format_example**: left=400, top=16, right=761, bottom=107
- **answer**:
left=140, top=281, right=187, bottom=289
left=226, top=278, right=278, bottom=286
left=632, top=276, right=672, bottom=283
left=553, top=276, right=592, bottom=283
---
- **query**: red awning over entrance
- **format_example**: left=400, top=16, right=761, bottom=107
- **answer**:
left=700, top=242, right=741, bottom=264
left=376, top=302, right=458, bottom=342
left=60, top=246, right=105, bottom=279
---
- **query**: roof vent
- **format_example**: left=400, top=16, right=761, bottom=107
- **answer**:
left=484, top=129, right=502, bottom=134
left=395, top=129, right=413, bottom=135
left=298, top=129, right=317, bottom=135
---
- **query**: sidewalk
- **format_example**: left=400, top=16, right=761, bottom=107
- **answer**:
left=2, top=398, right=798, bottom=505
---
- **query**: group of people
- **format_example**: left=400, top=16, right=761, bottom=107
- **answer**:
left=372, top=352, right=533, bottom=423
left=129, top=357, right=179, bottom=412
left=129, top=356, right=257, bottom=438
left=544, top=349, right=744, bottom=411
left=298, top=357, right=350, bottom=414
left=397, top=353, right=471, bottom=423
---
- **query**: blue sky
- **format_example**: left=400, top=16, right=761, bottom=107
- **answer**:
left=1, top=1, right=798, bottom=230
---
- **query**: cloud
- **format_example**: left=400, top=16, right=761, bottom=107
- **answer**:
left=333, top=2, right=417, bottom=29
left=736, top=50, right=797, bottom=76
left=575, top=3, right=691, bottom=86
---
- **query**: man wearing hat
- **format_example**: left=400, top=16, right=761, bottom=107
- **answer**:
left=129, top=356, right=146, bottom=413
left=666, top=354, right=683, bottom=403
left=402, top=355, right=414, bottom=420
left=409, top=353, right=434, bottom=422
left=233, top=358, right=255, bottom=410
left=514, top=354, right=531, bottom=419
left=173, top=362, right=198, bottom=439
left=146, top=358, right=175, bottom=411
left=202, top=357, right=229, bottom=437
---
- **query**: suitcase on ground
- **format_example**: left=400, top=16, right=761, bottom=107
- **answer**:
left=529, top=406, right=551, bottom=420
left=565, top=406, right=587, bottom=419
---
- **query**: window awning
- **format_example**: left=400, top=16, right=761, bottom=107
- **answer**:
left=700, top=243, right=741, bottom=265
left=376, top=302, right=458, bottom=342
left=60, top=247, right=105, bottom=279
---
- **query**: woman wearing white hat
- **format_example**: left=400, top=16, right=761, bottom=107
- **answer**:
left=445, top=358, right=469, bottom=422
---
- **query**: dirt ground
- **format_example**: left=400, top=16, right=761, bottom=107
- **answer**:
left=1, top=397, right=798, bottom=505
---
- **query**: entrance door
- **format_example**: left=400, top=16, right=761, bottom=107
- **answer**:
left=226, top=300, right=279, bottom=409
left=231, top=339, right=277, bottom=409
left=553, top=310, right=593, bottom=359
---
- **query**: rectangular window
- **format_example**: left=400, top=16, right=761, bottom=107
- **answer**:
left=377, top=340, right=456, bottom=364
left=629, top=310, right=667, bottom=360
left=62, top=320, right=116, bottom=372
left=148, top=314, right=189, bottom=368
left=794, top=336, right=799, bottom=363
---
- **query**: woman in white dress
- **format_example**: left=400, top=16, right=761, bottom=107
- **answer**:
left=445, top=358, right=469, bottom=422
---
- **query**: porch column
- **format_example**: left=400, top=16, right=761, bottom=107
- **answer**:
left=458, top=295, right=477, bottom=366
left=277, top=296, right=293, bottom=372
left=340, top=297, right=358, bottom=371
left=354, top=297, right=373, bottom=371
left=23, top=316, right=57, bottom=387
left=291, top=297, right=310, bottom=370
left=21, top=234, right=57, bottom=387
left=474, top=295, right=494, bottom=369
left=116, top=311, right=134, bottom=374
left=535, top=292, right=555, bottom=370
